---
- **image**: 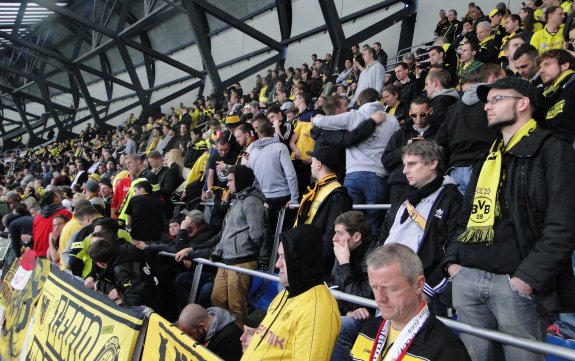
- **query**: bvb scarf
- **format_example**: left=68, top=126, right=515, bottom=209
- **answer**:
left=458, top=119, right=537, bottom=245
left=369, top=302, right=430, bottom=361
left=295, top=174, right=339, bottom=226
left=543, top=69, right=574, bottom=98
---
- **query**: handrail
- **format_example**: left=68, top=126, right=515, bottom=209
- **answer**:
left=158, top=253, right=575, bottom=360
left=199, top=202, right=392, bottom=210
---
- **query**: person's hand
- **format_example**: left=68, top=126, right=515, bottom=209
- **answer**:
left=201, top=191, right=208, bottom=201
left=285, top=200, right=298, bottom=208
left=293, top=149, right=301, bottom=160
left=407, top=136, right=424, bottom=145
left=303, top=157, right=312, bottom=165
left=84, top=276, right=96, bottom=290
left=175, top=247, right=193, bottom=262
left=210, top=252, right=222, bottom=263
left=216, top=161, right=227, bottom=172
left=21, top=234, right=32, bottom=244
left=133, top=241, right=147, bottom=250
left=108, top=288, right=120, bottom=301
left=183, top=260, right=193, bottom=269
left=181, top=217, right=193, bottom=230
left=333, top=239, right=351, bottom=265
left=346, top=308, right=371, bottom=320
left=371, top=111, right=386, bottom=124
left=272, top=118, right=281, bottom=128
left=510, top=277, right=533, bottom=295
left=448, top=263, right=463, bottom=277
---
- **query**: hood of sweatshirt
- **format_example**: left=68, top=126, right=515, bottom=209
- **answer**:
left=431, top=88, right=460, bottom=100
left=461, top=83, right=483, bottom=106
left=253, top=136, right=279, bottom=150
left=235, top=186, right=266, bottom=203
left=280, top=224, right=323, bottom=298
left=206, top=307, right=236, bottom=341
left=40, top=203, right=66, bottom=218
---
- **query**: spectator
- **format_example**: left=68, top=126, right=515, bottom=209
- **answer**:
left=242, top=225, right=341, bottom=360
left=294, top=146, right=352, bottom=277
left=352, top=47, right=386, bottom=106
left=32, top=191, right=72, bottom=257
left=538, top=49, right=575, bottom=142
left=350, top=244, right=471, bottom=361
left=125, top=180, right=164, bottom=243
left=177, top=304, right=242, bottom=361
left=47, top=214, right=70, bottom=264
left=394, top=62, right=418, bottom=106
left=329, top=211, right=373, bottom=361
left=434, top=9, right=449, bottom=37
left=373, top=42, right=388, bottom=67
left=381, top=85, right=408, bottom=124
left=445, top=77, right=575, bottom=361
left=240, top=310, right=267, bottom=353
left=313, top=88, right=399, bottom=238
left=530, top=6, right=566, bottom=55
left=289, top=91, right=315, bottom=198
left=210, top=166, right=265, bottom=320
left=442, top=9, right=462, bottom=43
left=475, top=21, right=499, bottom=64
left=6, top=204, right=33, bottom=258
left=88, top=232, right=156, bottom=307
left=84, top=179, right=106, bottom=214
left=456, top=41, right=484, bottom=85
left=266, top=105, right=293, bottom=147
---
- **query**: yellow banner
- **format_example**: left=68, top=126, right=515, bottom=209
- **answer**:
left=142, top=313, right=222, bottom=361
left=0, top=257, right=50, bottom=361
left=25, top=266, right=146, bottom=361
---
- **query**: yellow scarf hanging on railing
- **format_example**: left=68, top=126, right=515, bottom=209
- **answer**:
left=458, top=118, right=537, bottom=245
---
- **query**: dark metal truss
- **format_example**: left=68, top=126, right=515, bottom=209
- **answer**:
left=0, top=0, right=417, bottom=146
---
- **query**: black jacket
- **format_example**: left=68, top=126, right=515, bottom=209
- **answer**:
left=330, top=241, right=372, bottom=314
left=443, top=128, right=575, bottom=313
left=382, top=120, right=439, bottom=187
left=476, top=37, right=500, bottom=64
left=376, top=179, right=462, bottom=297
left=398, top=79, right=419, bottom=106
left=435, top=86, right=499, bottom=168
left=206, top=321, right=243, bottom=361
left=308, top=185, right=353, bottom=278
left=540, top=72, right=575, bottom=142
left=97, top=243, right=155, bottom=307
left=355, top=313, right=471, bottom=361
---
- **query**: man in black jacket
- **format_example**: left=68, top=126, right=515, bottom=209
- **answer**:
left=444, top=77, right=575, bottom=361
left=329, top=211, right=372, bottom=361
left=294, top=146, right=353, bottom=278
left=350, top=243, right=471, bottom=361
left=379, top=140, right=461, bottom=316
left=177, top=303, right=242, bottom=361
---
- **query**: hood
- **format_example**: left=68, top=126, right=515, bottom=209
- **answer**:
left=358, top=101, right=385, bottom=118
left=206, top=307, right=235, bottom=341
left=431, top=88, right=460, bottom=100
left=236, top=186, right=266, bottom=203
left=280, top=225, right=323, bottom=298
left=253, top=136, right=279, bottom=150
left=40, top=203, right=65, bottom=218
left=232, top=165, right=255, bottom=193
left=461, top=83, right=483, bottom=106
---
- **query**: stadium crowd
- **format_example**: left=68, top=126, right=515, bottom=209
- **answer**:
left=1, top=1, right=575, bottom=360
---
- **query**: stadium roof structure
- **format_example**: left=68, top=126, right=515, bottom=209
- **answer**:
left=0, top=0, right=416, bottom=147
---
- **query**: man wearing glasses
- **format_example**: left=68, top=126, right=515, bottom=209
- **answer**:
left=382, top=97, right=438, bottom=203
left=443, top=77, right=575, bottom=361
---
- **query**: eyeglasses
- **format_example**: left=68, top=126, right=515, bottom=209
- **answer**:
left=485, top=95, right=524, bottom=105
left=409, top=112, right=429, bottom=119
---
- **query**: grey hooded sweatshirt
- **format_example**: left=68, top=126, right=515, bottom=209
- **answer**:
left=248, top=137, right=299, bottom=202
left=313, top=101, right=400, bottom=175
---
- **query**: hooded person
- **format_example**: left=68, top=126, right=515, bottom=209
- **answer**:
left=242, top=225, right=341, bottom=360
left=32, top=191, right=73, bottom=257
left=210, top=165, right=266, bottom=321
left=178, top=304, right=243, bottom=361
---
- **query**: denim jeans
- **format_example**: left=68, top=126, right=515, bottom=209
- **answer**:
left=330, top=316, right=366, bottom=361
left=448, top=166, right=474, bottom=194
left=343, top=171, right=387, bottom=238
left=452, top=267, right=549, bottom=361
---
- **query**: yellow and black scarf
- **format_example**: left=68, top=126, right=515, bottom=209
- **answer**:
left=295, top=174, right=339, bottom=226
left=459, top=119, right=537, bottom=245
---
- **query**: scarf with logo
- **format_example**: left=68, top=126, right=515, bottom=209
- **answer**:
left=458, top=119, right=537, bottom=245
left=370, top=301, right=430, bottom=361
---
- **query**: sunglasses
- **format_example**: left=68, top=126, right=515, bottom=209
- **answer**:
left=409, top=112, right=429, bottom=119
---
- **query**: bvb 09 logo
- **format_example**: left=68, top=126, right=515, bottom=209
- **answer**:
left=470, top=196, right=492, bottom=224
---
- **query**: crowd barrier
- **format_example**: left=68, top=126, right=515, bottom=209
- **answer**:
left=0, top=251, right=223, bottom=361
left=158, top=254, right=575, bottom=361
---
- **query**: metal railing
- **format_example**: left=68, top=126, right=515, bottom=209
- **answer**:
left=158, top=253, right=575, bottom=360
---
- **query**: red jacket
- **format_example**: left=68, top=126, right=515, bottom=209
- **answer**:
left=32, top=205, right=72, bottom=257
